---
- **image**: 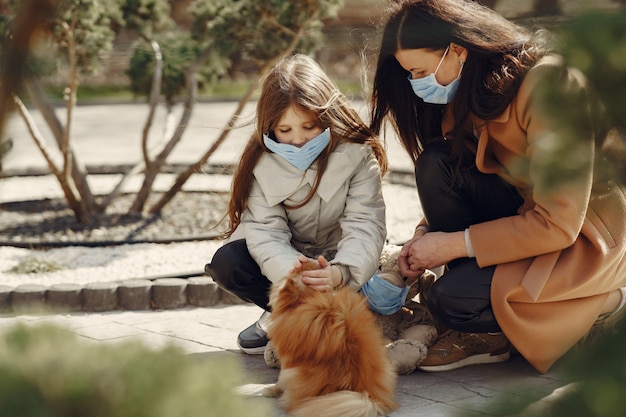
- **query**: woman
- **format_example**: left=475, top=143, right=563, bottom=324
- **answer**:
left=207, top=54, right=391, bottom=355
left=369, top=0, right=626, bottom=373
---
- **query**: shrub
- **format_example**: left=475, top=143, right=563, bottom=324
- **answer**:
left=0, top=324, right=270, bottom=417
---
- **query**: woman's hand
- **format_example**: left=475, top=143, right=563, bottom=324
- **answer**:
left=398, top=230, right=427, bottom=279
left=400, top=231, right=467, bottom=275
left=294, top=254, right=342, bottom=292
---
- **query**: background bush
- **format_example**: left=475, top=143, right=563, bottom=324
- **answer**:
left=0, top=324, right=270, bottom=417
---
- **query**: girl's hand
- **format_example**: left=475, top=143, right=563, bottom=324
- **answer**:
left=299, top=255, right=342, bottom=292
left=291, top=254, right=314, bottom=273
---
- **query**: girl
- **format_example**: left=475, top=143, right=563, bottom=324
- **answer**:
left=207, top=54, right=391, bottom=354
left=369, top=0, right=626, bottom=373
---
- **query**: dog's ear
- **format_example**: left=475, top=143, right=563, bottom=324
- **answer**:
left=270, top=274, right=305, bottom=315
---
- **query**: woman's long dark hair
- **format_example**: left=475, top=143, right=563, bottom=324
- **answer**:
left=370, top=0, right=548, bottom=164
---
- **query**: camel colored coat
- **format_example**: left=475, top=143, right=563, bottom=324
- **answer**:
left=445, top=56, right=626, bottom=373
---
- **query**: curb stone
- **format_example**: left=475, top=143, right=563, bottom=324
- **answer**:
left=118, top=279, right=153, bottom=310
left=0, top=275, right=248, bottom=315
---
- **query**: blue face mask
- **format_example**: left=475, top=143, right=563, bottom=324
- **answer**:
left=360, top=273, right=410, bottom=316
left=408, top=46, right=463, bottom=105
left=262, top=128, right=331, bottom=171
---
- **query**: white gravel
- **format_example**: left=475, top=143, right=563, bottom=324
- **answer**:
left=0, top=183, right=422, bottom=288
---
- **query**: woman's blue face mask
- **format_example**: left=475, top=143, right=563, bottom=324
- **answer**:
left=262, top=128, right=331, bottom=171
left=408, top=46, right=463, bottom=105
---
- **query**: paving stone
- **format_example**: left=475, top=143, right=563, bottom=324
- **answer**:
left=0, top=285, right=12, bottom=313
left=83, top=282, right=118, bottom=312
left=12, top=284, right=47, bottom=313
left=46, top=283, right=83, bottom=312
left=186, top=277, right=220, bottom=307
left=219, top=289, right=249, bottom=305
left=118, top=279, right=152, bottom=310
left=151, top=278, right=187, bottom=310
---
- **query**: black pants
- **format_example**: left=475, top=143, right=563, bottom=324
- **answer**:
left=415, top=140, right=523, bottom=333
left=206, top=239, right=272, bottom=311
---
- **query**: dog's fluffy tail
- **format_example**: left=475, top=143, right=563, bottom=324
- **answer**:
left=289, top=390, right=389, bottom=417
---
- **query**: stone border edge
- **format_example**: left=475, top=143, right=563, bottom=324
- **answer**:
left=0, top=276, right=248, bottom=315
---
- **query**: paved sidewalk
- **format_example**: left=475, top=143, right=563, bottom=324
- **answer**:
left=0, top=305, right=569, bottom=417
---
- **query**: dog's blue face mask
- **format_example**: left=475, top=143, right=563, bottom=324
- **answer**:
left=360, top=273, right=410, bottom=315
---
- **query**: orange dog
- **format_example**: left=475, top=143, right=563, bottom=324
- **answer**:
left=265, top=261, right=397, bottom=417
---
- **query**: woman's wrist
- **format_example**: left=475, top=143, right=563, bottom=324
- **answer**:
left=413, top=224, right=430, bottom=238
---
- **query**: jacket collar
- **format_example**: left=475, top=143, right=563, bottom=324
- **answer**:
left=253, top=142, right=366, bottom=206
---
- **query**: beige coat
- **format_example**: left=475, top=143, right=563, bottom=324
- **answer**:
left=239, top=141, right=386, bottom=290
left=445, top=56, right=626, bottom=373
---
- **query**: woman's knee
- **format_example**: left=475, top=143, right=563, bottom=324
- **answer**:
left=426, top=268, right=500, bottom=332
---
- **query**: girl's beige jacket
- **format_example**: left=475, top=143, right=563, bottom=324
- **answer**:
left=237, top=141, right=387, bottom=291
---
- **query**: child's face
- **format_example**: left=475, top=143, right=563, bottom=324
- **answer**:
left=273, top=105, right=323, bottom=147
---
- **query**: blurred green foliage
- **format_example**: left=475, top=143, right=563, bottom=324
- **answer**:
left=120, top=0, right=173, bottom=37
left=487, top=318, right=626, bottom=417
left=0, top=324, right=270, bottom=417
left=535, top=10, right=626, bottom=188
left=127, top=0, right=343, bottom=105
left=128, top=31, right=208, bottom=107
left=189, top=0, right=340, bottom=64
left=557, top=11, right=626, bottom=133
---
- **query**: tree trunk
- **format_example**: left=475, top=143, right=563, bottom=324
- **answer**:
left=24, top=76, right=97, bottom=214
left=14, top=95, right=90, bottom=223
left=128, top=68, right=198, bottom=214
left=99, top=39, right=163, bottom=211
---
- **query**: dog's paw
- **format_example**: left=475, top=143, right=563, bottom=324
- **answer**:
left=386, top=339, right=428, bottom=375
left=264, top=340, right=281, bottom=369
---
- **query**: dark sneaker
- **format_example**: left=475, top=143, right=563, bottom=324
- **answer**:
left=417, top=329, right=510, bottom=372
left=237, top=311, right=270, bottom=355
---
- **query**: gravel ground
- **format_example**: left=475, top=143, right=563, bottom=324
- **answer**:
left=0, top=191, right=229, bottom=245
left=0, top=182, right=422, bottom=288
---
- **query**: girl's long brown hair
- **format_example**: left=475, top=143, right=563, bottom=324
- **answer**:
left=370, top=0, right=548, bottom=164
left=224, top=54, right=387, bottom=238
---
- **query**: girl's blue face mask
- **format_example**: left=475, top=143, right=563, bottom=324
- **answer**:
left=408, top=46, right=463, bottom=105
left=262, top=128, right=331, bottom=171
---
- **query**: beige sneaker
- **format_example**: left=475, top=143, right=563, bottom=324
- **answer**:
left=582, top=286, right=626, bottom=346
left=417, top=329, right=510, bottom=372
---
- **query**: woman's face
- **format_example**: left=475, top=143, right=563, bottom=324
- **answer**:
left=395, top=46, right=463, bottom=86
left=273, top=105, right=323, bottom=147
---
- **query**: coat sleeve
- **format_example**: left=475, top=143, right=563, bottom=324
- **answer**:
left=470, top=59, right=596, bottom=266
left=331, top=151, right=387, bottom=290
left=242, top=179, right=301, bottom=283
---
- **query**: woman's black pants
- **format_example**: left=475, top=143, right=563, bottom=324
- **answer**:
left=415, top=140, right=523, bottom=333
left=206, top=239, right=272, bottom=311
